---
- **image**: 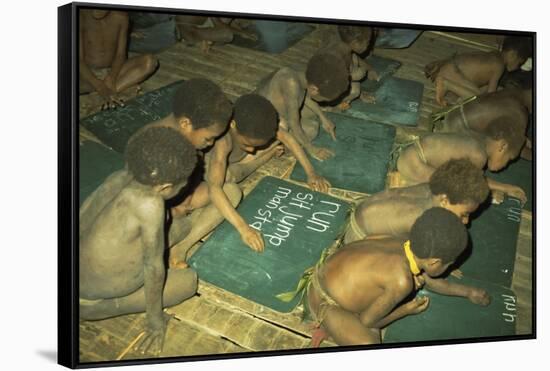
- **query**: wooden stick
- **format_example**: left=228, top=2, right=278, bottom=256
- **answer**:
left=116, top=331, right=145, bottom=360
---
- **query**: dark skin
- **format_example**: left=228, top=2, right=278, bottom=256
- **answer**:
left=256, top=67, right=344, bottom=162
left=307, top=238, right=491, bottom=345
left=321, top=32, right=379, bottom=110
left=345, top=184, right=479, bottom=244
left=428, top=50, right=527, bottom=106
left=79, top=10, right=158, bottom=109
left=395, top=133, right=527, bottom=203
left=140, top=114, right=249, bottom=262
left=441, top=87, right=532, bottom=160
left=175, top=15, right=257, bottom=52
left=79, top=170, right=198, bottom=355
left=192, top=119, right=331, bottom=254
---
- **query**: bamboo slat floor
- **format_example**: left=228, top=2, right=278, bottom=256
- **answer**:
left=78, top=26, right=533, bottom=361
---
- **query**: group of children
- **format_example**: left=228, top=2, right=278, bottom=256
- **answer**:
left=79, top=9, right=532, bottom=355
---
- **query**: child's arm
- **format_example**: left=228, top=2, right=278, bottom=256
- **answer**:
left=486, top=178, right=527, bottom=204
left=277, top=129, right=331, bottom=193
left=303, top=96, right=337, bottom=141
left=284, top=79, right=334, bottom=161
left=422, top=274, right=491, bottom=306
left=135, top=197, right=169, bottom=354
left=79, top=24, right=110, bottom=97
left=487, top=62, right=505, bottom=93
left=207, top=137, right=264, bottom=252
left=359, top=279, right=426, bottom=328
left=105, top=12, right=129, bottom=89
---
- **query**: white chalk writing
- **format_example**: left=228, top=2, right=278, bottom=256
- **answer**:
left=248, top=186, right=344, bottom=247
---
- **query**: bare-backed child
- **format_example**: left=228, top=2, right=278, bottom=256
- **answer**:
left=425, top=36, right=531, bottom=106
left=79, top=127, right=199, bottom=355
left=344, top=159, right=489, bottom=244
left=306, top=207, right=490, bottom=346
left=175, top=15, right=256, bottom=52
left=256, top=53, right=349, bottom=162
left=321, top=25, right=379, bottom=110
left=80, top=9, right=158, bottom=109
left=437, top=76, right=532, bottom=160
left=393, top=126, right=527, bottom=203
left=142, top=79, right=246, bottom=264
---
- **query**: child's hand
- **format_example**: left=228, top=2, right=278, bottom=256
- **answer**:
left=491, top=190, right=505, bottom=205
left=468, top=287, right=491, bottom=306
left=240, top=225, right=264, bottom=252
left=337, top=101, right=351, bottom=111
left=307, top=173, right=331, bottom=193
left=406, top=296, right=430, bottom=315
left=136, top=311, right=173, bottom=356
left=360, top=91, right=376, bottom=104
left=273, top=144, right=285, bottom=157
left=321, top=119, right=337, bottom=140
left=308, top=145, right=335, bottom=161
left=504, top=185, right=527, bottom=205
left=368, top=70, right=380, bottom=81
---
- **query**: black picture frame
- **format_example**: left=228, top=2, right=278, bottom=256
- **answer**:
left=58, top=2, right=536, bottom=368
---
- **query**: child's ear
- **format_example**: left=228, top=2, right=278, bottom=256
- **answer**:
left=308, top=85, right=319, bottom=96
left=178, top=117, right=192, bottom=132
left=156, top=183, right=173, bottom=193
left=230, top=119, right=237, bottom=129
left=427, top=257, right=442, bottom=267
left=438, top=194, right=450, bottom=207
left=498, top=139, right=509, bottom=153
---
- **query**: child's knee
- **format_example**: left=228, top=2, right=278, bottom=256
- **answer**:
left=222, top=182, right=243, bottom=207
left=143, top=54, right=159, bottom=73
left=166, top=268, right=198, bottom=305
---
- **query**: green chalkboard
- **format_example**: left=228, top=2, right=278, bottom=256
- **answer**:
left=456, top=197, right=523, bottom=287
left=362, top=55, right=402, bottom=92
left=290, top=113, right=396, bottom=194
left=80, top=81, right=184, bottom=153
left=384, top=276, right=517, bottom=343
left=79, top=141, right=125, bottom=207
left=189, top=176, right=351, bottom=312
left=345, top=77, right=424, bottom=127
left=487, top=158, right=533, bottom=212
left=232, top=21, right=314, bottom=54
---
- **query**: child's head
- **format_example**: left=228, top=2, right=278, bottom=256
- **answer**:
left=429, top=159, right=489, bottom=224
left=172, top=78, right=232, bottom=149
left=305, top=53, right=349, bottom=103
left=410, top=207, right=468, bottom=277
left=125, top=127, right=198, bottom=199
left=483, top=118, right=525, bottom=171
left=337, top=25, right=373, bottom=54
left=231, top=94, right=279, bottom=153
left=501, top=36, right=532, bottom=72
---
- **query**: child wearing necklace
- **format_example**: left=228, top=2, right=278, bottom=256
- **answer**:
left=304, top=207, right=491, bottom=346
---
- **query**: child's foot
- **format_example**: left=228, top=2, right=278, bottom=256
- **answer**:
left=310, top=326, right=329, bottom=348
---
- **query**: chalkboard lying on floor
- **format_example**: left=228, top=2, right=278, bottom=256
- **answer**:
left=290, top=113, right=396, bottom=194
left=81, top=80, right=184, bottom=153
left=456, top=197, right=523, bottom=288
left=79, top=140, right=125, bottom=206
left=487, top=158, right=533, bottom=212
left=345, top=77, right=424, bottom=127
left=383, top=276, right=517, bottom=343
left=375, top=28, right=423, bottom=49
left=232, top=21, right=314, bottom=54
left=189, top=176, right=351, bottom=313
left=362, top=55, right=402, bottom=92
